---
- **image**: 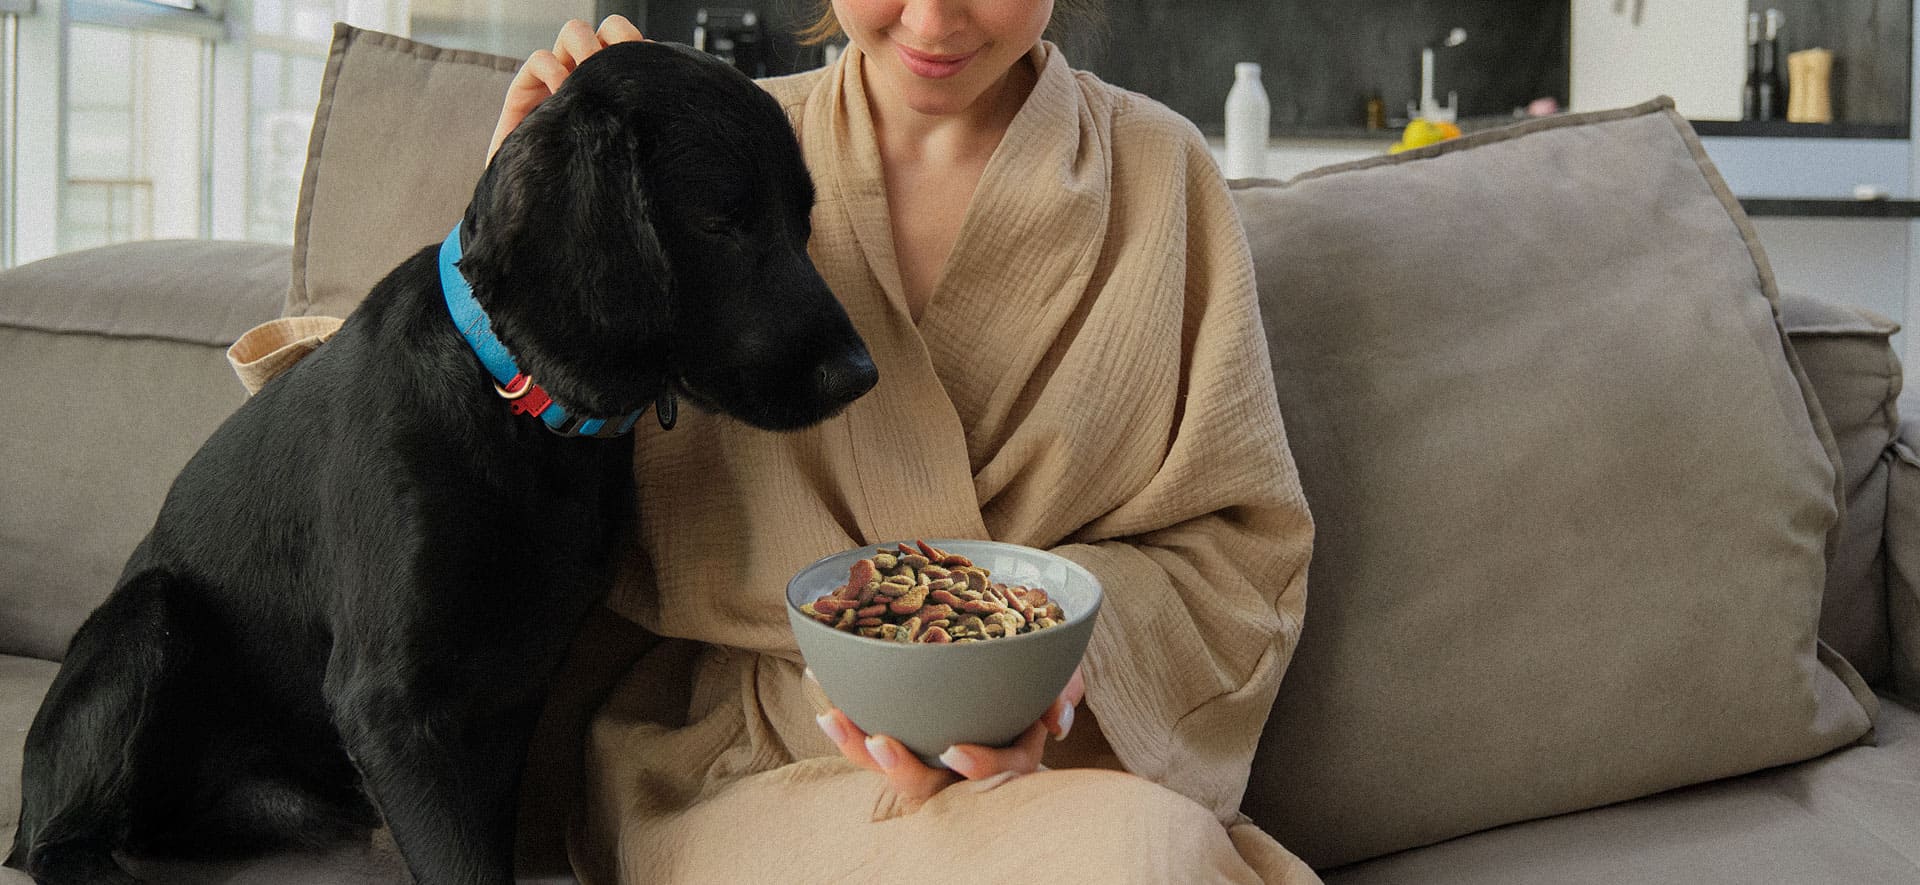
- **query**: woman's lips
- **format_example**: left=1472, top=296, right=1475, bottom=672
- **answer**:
left=897, top=45, right=977, bottom=79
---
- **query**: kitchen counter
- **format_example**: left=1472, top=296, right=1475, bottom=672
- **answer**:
left=1231, top=118, right=1909, bottom=143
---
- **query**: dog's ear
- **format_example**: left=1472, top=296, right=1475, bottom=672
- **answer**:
left=454, top=84, right=674, bottom=418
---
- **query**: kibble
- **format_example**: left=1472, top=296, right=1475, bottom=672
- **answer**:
left=802, top=540, right=1067, bottom=643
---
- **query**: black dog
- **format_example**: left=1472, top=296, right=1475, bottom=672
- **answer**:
left=8, top=41, right=875, bottom=885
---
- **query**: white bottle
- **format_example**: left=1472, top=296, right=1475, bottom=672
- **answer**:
left=1224, top=62, right=1270, bottom=179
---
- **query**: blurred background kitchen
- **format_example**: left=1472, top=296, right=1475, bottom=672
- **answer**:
left=5, top=0, right=1918, bottom=380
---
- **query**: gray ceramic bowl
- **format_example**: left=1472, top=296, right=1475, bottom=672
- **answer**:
left=787, top=539, right=1103, bottom=768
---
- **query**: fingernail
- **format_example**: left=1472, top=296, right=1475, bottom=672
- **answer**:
left=865, top=735, right=898, bottom=769
left=938, top=745, right=970, bottom=773
left=816, top=713, right=846, bottom=744
left=1055, top=703, right=1075, bottom=742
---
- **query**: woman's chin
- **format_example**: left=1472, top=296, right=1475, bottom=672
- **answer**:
left=893, top=85, right=982, bottom=118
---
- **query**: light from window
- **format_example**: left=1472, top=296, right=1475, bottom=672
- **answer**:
left=247, top=46, right=324, bottom=242
left=60, top=24, right=204, bottom=252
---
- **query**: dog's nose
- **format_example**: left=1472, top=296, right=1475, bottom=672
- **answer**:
left=814, top=348, right=879, bottom=404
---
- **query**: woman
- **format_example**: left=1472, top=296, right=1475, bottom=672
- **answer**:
left=495, top=5, right=1319, bottom=882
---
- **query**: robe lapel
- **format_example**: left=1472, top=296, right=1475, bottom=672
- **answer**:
left=816, top=50, right=913, bottom=325
left=914, top=45, right=1113, bottom=475
left=798, top=43, right=1112, bottom=546
left=803, top=50, right=988, bottom=545
left=917, top=44, right=1111, bottom=346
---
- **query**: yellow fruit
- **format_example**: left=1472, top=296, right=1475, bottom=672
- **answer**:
left=1389, top=119, right=1463, bottom=154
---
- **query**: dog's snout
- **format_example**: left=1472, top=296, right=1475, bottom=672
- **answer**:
left=814, top=349, right=879, bottom=404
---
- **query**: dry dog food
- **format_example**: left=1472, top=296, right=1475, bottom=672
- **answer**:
left=802, top=540, right=1067, bottom=643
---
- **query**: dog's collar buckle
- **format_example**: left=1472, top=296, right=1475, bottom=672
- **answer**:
left=493, top=372, right=536, bottom=400
left=441, top=224, right=650, bottom=438
left=494, top=372, right=555, bottom=419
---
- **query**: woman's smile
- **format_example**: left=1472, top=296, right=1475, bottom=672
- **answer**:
left=897, top=44, right=978, bottom=79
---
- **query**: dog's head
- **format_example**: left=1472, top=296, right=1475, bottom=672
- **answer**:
left=457, top=41, right=876, bottom=432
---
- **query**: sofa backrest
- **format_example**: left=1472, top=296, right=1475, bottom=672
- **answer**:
left=281, top=28, right=1907, bottom=694
left=1773, top=294, right=1903, bottom=684
left=0, top=241, right=289, bottom=660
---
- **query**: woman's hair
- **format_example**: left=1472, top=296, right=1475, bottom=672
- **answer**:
left=796, top=1, right=1105, bottom=47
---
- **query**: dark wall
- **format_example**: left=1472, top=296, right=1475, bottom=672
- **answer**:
left=631, top=0, right=831, bottom=75
left=627, top=2, right=1916, bottom=131
left=1066, top=1, right=1569, bottom=134
left=1751, top=0, right=1911, bottom=126
left=632, top=1, right=1566, bottom=134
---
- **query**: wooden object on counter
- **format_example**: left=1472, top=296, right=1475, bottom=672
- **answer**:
left=1788, top=48, right=1834, bottom=124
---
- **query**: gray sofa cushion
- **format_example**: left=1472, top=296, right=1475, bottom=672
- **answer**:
left=1322, top=694, right=1920, bottom=885
left=1234, top=98, right=1876, bottom=868
left=1885, top=419, right=1920, bottom=704
left=1778, top=294, right=1903, bottom=685
left=0, top=241, right=288, bottom=661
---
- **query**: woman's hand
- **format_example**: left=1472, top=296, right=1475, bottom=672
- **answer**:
left=486, top=15, right=645, bottom=162
left=812, top=666, right=1085, bottom=804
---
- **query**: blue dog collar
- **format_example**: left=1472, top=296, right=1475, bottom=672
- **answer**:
left=440, top=224, right=646, bottom=438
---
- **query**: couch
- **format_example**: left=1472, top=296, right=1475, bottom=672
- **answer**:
left=0, top=24, right=1915, bottom=884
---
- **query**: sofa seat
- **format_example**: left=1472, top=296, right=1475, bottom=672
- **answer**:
left=0, top=653, right=1911, bottom=883
left=1324, top=693, right=1920, bottom=884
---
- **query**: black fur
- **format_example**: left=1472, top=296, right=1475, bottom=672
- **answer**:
left=8, top=41, right=874, bottom=885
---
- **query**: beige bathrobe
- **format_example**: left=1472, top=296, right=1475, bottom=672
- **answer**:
left=567, top=42, right=1319, bottom=884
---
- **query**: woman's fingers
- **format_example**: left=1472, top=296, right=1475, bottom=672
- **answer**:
left=488, top=50, right=572, bottom=162
left=939, top=719, right=1050, bottom=779
left=551, top=18, right=602, bottom=67
left=488, top=17, right=647, bottom=163
left=815, top=707, right=877, bottom=769
left=866, top=733, right=962, bottom=800
left=809, top=665, right=1076, bottom=801
left=816, top=708, right=958, bottom=801
left=596, top=14, right=644, bottom=45
left=518, top=50, right=572, bottom=96
left=1045, top=665, right=1086, bottom=741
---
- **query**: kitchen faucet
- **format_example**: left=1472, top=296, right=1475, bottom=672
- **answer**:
left=1411, top=27, right=1469, bottom=123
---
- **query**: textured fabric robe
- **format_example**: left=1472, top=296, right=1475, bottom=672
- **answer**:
left=569, top=41, right=1318, bottom=884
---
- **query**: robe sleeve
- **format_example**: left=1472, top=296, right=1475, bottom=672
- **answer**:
left=1052, top=134, right=1314, bottom=826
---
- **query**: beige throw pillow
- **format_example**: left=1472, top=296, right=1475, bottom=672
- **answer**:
left=1234, top=99, right=1877, bottom=869
left=288, top=24, right=519, bottom=318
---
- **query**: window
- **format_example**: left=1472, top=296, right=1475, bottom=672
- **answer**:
left=68, top=0, right=225, bottom=39
left=410, top=0, right=592, bottom=58
left=244, top=48, right=321, bottom=242
left=245, top=0, right=344, bottom=243
left=0, top=0, right=402, bottom=268
left=1, top=5, right=20, bottom=269
left=60, top=22, right=208, bottom=251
